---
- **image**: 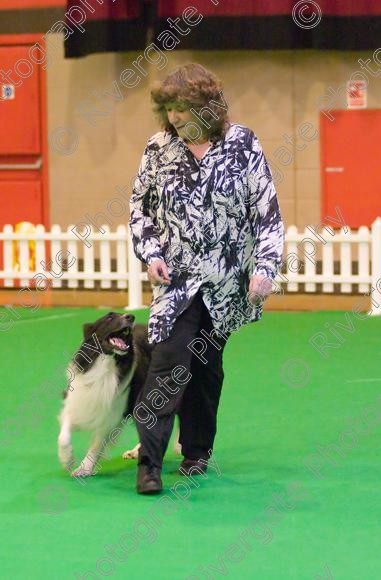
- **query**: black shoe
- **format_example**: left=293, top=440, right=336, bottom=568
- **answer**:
left=179, top=458, right=208, bottom=476
left=137, top=464, right=163, bottom=495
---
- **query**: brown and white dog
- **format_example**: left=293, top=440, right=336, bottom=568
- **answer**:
left=57, top=312, right=156, bottom=477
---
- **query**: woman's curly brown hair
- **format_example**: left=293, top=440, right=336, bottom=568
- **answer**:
left=151, top=63, right=230, bottom=143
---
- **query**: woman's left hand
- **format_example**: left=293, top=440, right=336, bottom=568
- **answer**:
left=248, top=274, right=273, bottom=304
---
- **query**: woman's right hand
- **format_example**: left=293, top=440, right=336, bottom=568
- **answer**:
left=147, top=259, right=171, bottom=286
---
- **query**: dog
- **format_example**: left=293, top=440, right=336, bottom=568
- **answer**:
left=57, top=311, right=156, bottom=477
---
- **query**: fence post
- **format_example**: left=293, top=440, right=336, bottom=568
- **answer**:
left=67, top=225, right=79, bottom=289
left=126, top=230, right=143, bottom=310
left=3, top=224, right=13, bottom=287
left=371, top=217, right=381, bottom=315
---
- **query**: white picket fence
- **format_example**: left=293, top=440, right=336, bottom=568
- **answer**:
left=1, top=218, right=381, bottom=313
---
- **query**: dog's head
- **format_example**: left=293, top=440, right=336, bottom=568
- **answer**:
left=83, top=312, right=135, bottom=356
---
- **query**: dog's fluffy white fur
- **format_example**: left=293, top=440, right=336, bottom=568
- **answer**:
left=58, top=355, right=137, bottom=477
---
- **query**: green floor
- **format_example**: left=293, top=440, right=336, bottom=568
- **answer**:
left=1, top=305, right=381, bottom=579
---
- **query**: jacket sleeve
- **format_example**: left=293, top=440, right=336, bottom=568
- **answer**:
left=246, top=132, right=285, bottom=280
left=129, top=139, right=164, bottom=266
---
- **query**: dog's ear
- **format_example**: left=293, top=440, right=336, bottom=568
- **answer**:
left=83, top=323, right=95, bottom=341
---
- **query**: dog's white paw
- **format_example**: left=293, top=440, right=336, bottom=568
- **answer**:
left=71, top=466, right=94, bottom=477
left=122, top=443, right=140, bottom=460
left=58, top=444, right=74, bottom=470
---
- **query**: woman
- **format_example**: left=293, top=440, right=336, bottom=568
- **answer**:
left=129, top=63, right=284, bottom=494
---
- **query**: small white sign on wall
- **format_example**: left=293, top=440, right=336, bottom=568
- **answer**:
left=0, top=84, right=15, bottom=100
left=347, top=80, right=367, bottom=109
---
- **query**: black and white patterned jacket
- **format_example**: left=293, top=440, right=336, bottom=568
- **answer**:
left=129, top=123, right=285, bottom=344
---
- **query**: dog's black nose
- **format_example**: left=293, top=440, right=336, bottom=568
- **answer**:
left=123, top=314, right=135, bottom=323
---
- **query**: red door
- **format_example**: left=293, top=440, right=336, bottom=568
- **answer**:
left=0, top=37, right=48, bottom=228
left=321, top=110, right=381, bottom=227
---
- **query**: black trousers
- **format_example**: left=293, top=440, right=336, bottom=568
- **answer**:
left=135, top=290, right=230, bottom=469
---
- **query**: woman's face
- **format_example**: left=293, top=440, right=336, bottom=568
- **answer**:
left=164, top=101, right=208, bottom=143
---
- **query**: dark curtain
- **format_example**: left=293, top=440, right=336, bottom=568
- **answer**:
left=64, top=0, right=149, bottom=58
left=65, top=0, right=381, bottom=58
left=155, top=0, right=381, bottom=50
